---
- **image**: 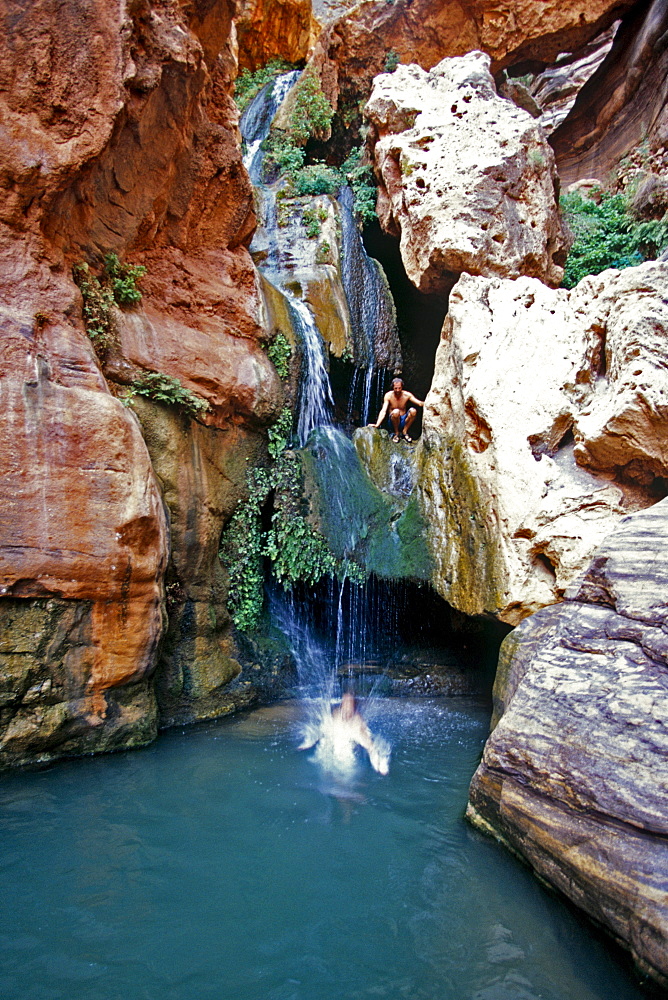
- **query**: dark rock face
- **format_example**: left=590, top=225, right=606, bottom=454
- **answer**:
left=468, top=498, right=668, bottom=988
left=551, top=0, right=668, bottom=184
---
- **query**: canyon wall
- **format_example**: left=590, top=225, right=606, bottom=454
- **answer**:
left=0, top=0, right=282, bottom=765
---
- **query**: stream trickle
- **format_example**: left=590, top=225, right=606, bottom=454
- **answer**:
left=290, top=296, right=334, bottom=445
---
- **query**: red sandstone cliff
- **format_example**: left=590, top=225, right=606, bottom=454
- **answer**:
left=0, top=0, right=280, bottom=765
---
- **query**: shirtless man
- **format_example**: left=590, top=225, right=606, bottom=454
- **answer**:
left=369, top=377, right=424, bottom=443
left=299, top=692, right=389, bottom=775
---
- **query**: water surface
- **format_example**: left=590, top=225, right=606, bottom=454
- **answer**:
left=0, top=699, right=648, bottom=1000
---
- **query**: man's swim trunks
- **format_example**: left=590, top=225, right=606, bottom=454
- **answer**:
left=388, top=413, right=407, bottom=431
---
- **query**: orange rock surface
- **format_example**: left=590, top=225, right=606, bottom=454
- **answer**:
left=0, top=0, right=279, bottom=764
left=236, top=0, right=318, bottom=71
left=310, top=0, right=636, bottom=118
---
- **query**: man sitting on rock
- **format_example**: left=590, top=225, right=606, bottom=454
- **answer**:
left=369, top=377, right=424, bottom=443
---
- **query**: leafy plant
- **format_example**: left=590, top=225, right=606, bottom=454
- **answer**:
left=73, top=253, right=147, bottom=356
left=130, top=372, right=210, bottom=419
left=316, top=241, right=332, bottom=265
left=384, top=50, right=400, bottom=73
left=292, top=163, right=341, bottom=197
left=234, top=58, right=293, bottom=114
left=219, top=466, right=273, bottom=632
left=262, top=67, right=333, bottom=183
left=289, top=67, right=334, bottom=145
left=560, top=192, right=667, bottom=289
left=103, top=253, right=146, bottom=306
left=263, top=453, right=337, bottom=588
left=72, top=261, right=115, bottom=354
left=263, top=132, right=305, bottom=178
left=630, top=218, right=668, bottom=258
left=302, top=207, right=322, bottom=238
left=268, top=406, right=293, bottom=458
left=341, top=146, right=378, bottom=225
left=267, top=332, right=292, bottom=378
left=220, top=442, right=368, bottom=631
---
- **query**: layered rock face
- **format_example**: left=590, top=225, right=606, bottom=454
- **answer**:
left=524, top=23, right=617, bottom=135
left=311, top=0, right=635, bottom=125
left=0, top=0, right=281, bottom=763
left=467, top=499, right=668, bottom=987
left=131, top=399, right=268, bottom=726
left=365, top=52, right=565, bottom=294
left=419, top=261, right=668, bottom=624
left=550, top=0, right=668, bottom=185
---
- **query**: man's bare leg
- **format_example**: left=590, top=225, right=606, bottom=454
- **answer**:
left=390, top=408, right=402, bottom=442
left=402, top=407, right=417, bottom=442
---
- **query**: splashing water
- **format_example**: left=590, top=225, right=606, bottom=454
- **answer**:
left=270, top=587, right=391, bottom=777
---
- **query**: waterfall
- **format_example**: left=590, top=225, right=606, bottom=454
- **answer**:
left=290, top=297, right=334, bottom=445
left=338, top=185, right=401, bottom=424
left=238, top=69, right=406, bottom=769
left=240, top=70, right=301, bottom=184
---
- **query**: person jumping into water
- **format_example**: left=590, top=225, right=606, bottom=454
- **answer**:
left=299, top=692, right=389, bottom=775
left=369, top=377, right=424, bottom=443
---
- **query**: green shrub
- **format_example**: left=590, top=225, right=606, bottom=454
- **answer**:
left=630, top=218, right=668, bottom=258
left=316, top=241, right=332, bottom=265
left=302, top=207, right=322, bottom=238
left=72, top=262, right=115, bottom=354
left=234, top=58, right=293, bottom=114
left=267, top=332, right=292, bottom=378
left=103, top=253, right=146, bottom=306
left=219, top=466, right=273, bottom=632
left=73, top=253, right=146, bottom=355
left=130, top=372, right=210, bottom=419
left=263, top=453, right=337, bottom=587
left=341, top=146, right=378, bottom=225
left=263, top=132, right=305, bottom=178
left=384, top=50, right=400, bottom=73
left=292, top=163, right=341, bottom=196
left=220, top=445, right=368, bottom=631
left=268, top=406, right=293, bottom=458
left=560, top=192, right=658, bottom=289
left=289, top=67, right=334, bottom=145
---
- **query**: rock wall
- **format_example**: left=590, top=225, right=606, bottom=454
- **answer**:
left=467, top=499, right=668, bottom=987
left=550, top=0, right=668, bottom=185
left=235, top=0, right=318, bottom=71
left=0, top=0, right=282, bottom=765
left=418, top=262, right=668, bottom=624
left=130, top=398, right=268, bottom=726
left=310, top=0, right=635, bottom=132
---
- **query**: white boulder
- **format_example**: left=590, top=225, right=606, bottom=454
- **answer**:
left=365, top=51, right=566, bottom=294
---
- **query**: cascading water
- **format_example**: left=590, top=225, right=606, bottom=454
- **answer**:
left=240, top=72, right=406, bottom=774
left=241, top=70, right=301, bottom=184
left=290, top=297, right=334, bottom=445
